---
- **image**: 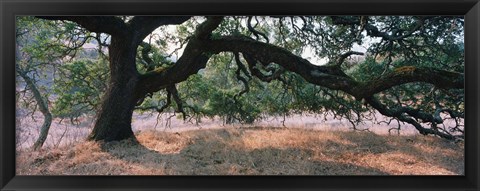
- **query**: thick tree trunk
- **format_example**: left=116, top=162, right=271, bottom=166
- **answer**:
left=87, top=37, right=140, bottom=141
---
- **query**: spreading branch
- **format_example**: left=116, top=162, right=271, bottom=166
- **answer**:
left=364, top=96, right=462, bottom=140
left=137, top=17, right=224, bottom=96
left=201, top=36, right=464, bottom=100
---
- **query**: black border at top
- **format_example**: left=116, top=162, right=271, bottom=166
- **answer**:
left=1, top=0, right=479, bottom=191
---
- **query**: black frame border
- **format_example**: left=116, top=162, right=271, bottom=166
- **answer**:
left=1, top=0, right=479, bottom=190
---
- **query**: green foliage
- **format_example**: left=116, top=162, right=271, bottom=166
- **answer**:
left=52, top=59, right=109, bottom=118
left=347, top=56, right=385, bottom=82
left=175, top=53, right=365, bottom=124
left=16, top=16, right=95, bottom=116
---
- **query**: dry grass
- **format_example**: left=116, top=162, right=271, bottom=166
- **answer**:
left=16, top=126, right=464, bottom=175
left=16, top=112, right=425, bottom=150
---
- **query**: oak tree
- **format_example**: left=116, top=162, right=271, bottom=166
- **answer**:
left=32, top=16, right=464, bottom=142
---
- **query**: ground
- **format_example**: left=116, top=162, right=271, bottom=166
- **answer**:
left=16, top=126, right=464, bottom=175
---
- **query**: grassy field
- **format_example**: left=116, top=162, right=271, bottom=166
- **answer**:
left=16, top=126, right=464, bottom=175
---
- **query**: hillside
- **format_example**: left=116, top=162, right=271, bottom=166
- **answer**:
left=16, top=127, right=464, bottom=175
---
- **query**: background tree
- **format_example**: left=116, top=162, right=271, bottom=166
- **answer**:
left=16, top=17, right=108, bottom=149
left=16, top=17, right=77, bottom=150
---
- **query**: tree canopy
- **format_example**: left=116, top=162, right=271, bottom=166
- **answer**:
left=16, top=16, right=464, bottom=145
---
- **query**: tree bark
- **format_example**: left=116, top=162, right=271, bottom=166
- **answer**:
left=87, top=36, right=140, bottom=141
left=32, top=113, right=52, bottom=150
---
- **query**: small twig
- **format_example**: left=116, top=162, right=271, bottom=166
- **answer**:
left=54, top=124, right=69, bottom=149
left=247, top=16, right=269, bottom=43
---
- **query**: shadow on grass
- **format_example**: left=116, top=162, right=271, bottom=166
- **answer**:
left=336, top=131, right=464, bottom=175
left=16, top=127, right=464, bottom=175
left=100, top=130, right=390, bottom=175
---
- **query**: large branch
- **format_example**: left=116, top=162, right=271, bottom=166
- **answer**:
left=36, top=16, right=128, bottom=36
left=353, top=66, right=464, bottom=99
left=136, top=17, right=224, bottom=97
left=204, top=36, right=358, bottom=92
left=199, top=36, right=464, bottom=100
left=138, top=32, right=463, bottom=101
